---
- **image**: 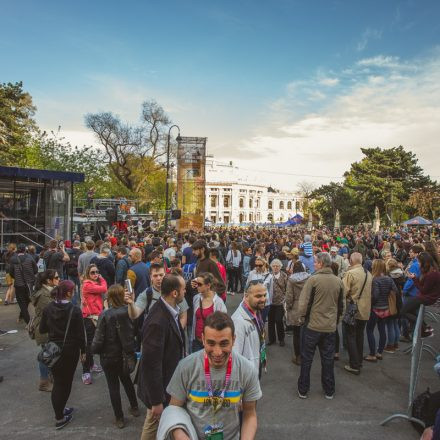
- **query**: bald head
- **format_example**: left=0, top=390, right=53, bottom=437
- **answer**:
left=350, top=252, right=363, bottom=266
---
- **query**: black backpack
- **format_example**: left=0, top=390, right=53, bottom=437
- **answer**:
left=411, top=388, right=440, bottom=433
left=66, top=249, right=81, bottom=276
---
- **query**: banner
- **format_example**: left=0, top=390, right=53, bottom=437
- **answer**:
left=176, top=137, right=207, bottom=232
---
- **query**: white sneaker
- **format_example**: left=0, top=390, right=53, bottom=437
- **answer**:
left=325, top=394, right=334, bottom=400
left=298, top=390, right=308, bottom=399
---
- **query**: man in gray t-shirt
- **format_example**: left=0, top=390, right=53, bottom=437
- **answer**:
left=166, top=312, right=261, bottom=440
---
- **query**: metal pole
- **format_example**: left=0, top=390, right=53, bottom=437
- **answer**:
left=165, top=125, right=180, bottom=231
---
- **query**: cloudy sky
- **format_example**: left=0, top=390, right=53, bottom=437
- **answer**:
left=2, top=0, right=440, bottom=190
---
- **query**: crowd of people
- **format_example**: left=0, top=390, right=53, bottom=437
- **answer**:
left=1, top=223, right=440, bottom=439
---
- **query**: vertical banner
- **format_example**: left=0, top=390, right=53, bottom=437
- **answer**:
left=176, top=137, right=207, bottom=232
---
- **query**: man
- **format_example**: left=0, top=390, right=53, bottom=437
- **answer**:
left=90, top=245, right=115, bottom=287
left=126, top=247, right=150, bottom=299
left=66, top=240, right=83, bottom=305
left=249, top=244, right=265, bottom=271
left=342, top=252, right=372, bottom=375
left=297, top=252, right=344, bottom=400
left=232, top=280, right=267, bottom=377
left=9, top=243, right=38, bottom=324
left=78, top=240, right=98, bottom=280
left=182, top=236, right=197, bottom=265
left=191, top=240, right=226, bottom=299
left=330, top=246, right=346, bottom=278
left=43, top=239, right=70, bottom=279
left=164, top=312, right=261, bottom=440
left=138, top=274, right=186, bottom=440
left=352, top=238, right=367, bottom=259
left=115, top=245, right=131, bottom=286
left=209, top=248, right=226, bottom=284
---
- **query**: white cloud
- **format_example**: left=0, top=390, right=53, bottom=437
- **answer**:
left=356, top=28, right=382, bottom=51
left=319, top=77, right=340, bottom=87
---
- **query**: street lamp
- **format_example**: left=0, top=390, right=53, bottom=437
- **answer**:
left=165, top=124, right=181, bottom=231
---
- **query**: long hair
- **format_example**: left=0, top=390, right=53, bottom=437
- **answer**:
left=34, top=269, right=57, bottom=291
left=84, top=264, right=98, bottom=281
left=51, top=280, right=75, bottom=302
left=372, top=259, right=386, bottom=278
left=418, top=252, right=437, bottom=277
left=107, top=284, right=125, bottom=308
left=423, top=242, right=440, bottom=270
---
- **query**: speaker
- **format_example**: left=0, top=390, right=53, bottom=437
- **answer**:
left=105, top=208, right=118, bottom=223
left=171, top=209, right=181, bottom=220
left=75, top=207, right=84, bottom=214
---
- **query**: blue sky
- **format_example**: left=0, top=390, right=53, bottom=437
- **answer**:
left=2, top=0, right=440, bottom=189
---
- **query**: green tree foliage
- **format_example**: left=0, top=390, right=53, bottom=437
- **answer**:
left=0, top=81, right=37, bottom=164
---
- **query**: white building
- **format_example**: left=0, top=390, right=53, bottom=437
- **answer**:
left=204, top=159, right=303, bottom=224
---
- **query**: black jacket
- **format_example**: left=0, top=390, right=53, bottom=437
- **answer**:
left=91, top=306, right=134, bottom=358
left=90, top=255, right=115, bottom=287
left=9, top=253, right=38, bottom=287
left=137, top=298, right=185, bottom=408
left=39, top=302, right=86, bottom=351
left=372, top=276, right=397, bottom=309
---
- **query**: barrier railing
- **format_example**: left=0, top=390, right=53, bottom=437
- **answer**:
left=0, top=218, right=54, bottom=249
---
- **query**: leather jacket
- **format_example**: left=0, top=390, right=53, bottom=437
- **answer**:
left=91, top=305, right=135, bottom=358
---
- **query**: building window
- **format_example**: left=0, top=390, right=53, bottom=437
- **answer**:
left=279, top=201, right=284, bottom=209
left=249, top=199, right=253, bottom=208
left=239, top=212, right=244, bottom=223
left=224, top=215, right=229, bottom=224
left=256, top=198, right=260, bottom=208
left=268, top=213, right=273, bottom=221
left=210, top=195, right=217, bottom=208
left=224, top=196, right=230, bottom=208
left=268, top=200, right=273, bottom=209
left=210, top=215, right=216, bottom=223
left=287, top=201, right=292, bottom=210
left=257, top=212, right=260, bottom=221
left=249, top=212, right=253, bottom=222
left=239, top=198, right=244, bottom=208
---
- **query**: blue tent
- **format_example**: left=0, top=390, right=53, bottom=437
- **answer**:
left=289, top=214, right=303, bottom=225
left=403, top=216, right=432, bottom=226
left=435, top=218, right=440, bottom=225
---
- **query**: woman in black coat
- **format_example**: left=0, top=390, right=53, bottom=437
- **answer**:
left=91, top=284, right=139, bottom=429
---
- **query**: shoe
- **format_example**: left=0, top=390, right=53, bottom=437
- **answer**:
left=4, top=300, right=9, bottom=306
left=291, top=355, right=301, bottom=366
left=63, top=407, right=74, bottom=417
left=12, top=299, right=17, bottom=304
left=400, top=335, right=412, bottom=343
left=0, top=329, right=6, bottom=335
left=39, top=379, right=53, bottom=392
left=344, top=365, right=360, bottom=376
left=297, top=390, right=308, bottom=399
left=422, top=330, right=434, bottom=339
left=363, top=355, right=377, bottom=363
left=114, top=417, right=125, bottom=429
left=82, top=373, right=92, bottom=385
left=129, top=407, right=140, bottom=417
left=383, top=345, right=395, bottom=354
left=325, top=394, right=334, bottom=400
left=376, top=353, right=383, bottom=360
left=267, top=341, right=275, bottom=346
left=279, top=341, right=285, bottom=347
left=393, top=343, right=399, bottom=351
left=55, top=414, right=72, bottom=430
left=91, top=364, right=103, bottom=373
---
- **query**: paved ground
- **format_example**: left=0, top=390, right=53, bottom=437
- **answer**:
left=0, top=291, right=437, bottom=439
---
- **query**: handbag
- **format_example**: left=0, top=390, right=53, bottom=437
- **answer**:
left=388, top=291, right=398, bottom=316
left=38, top=306, right=74, bottom=368
left=342, top=269, right=368, bottom=326
left=115, top=315, right=137, bottom=375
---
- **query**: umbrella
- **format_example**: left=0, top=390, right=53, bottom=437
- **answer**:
left=403, top=216, right=432, bottom=226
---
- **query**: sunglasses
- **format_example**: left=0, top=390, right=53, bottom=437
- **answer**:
left=90, top=271, right=99, bottom=275
left=255, top=264, right=263, bottom=268
left=196, top=282, right=204, bottom=287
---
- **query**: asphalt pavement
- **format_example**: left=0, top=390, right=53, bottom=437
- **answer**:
left=0, top=291, right=436, bottom=439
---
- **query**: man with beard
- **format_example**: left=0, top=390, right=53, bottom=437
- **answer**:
left=232, top=280, right=267, bottom=378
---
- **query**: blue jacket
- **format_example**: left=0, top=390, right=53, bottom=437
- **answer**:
left=115, top=255, right=131, bottom=286
left=403, top=258, right=420, bottom=297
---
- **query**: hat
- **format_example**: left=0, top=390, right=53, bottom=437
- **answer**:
left=290, top=248, right=299, bottom=255
left=330, top=246, right=338, bottom=252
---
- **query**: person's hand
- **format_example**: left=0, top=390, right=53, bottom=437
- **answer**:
left=124, top=289, right=134, bottom=305
left=171, top=428, right=191, bottom=440
left=408, top=272, right=416, bottom=279
left=421, top=426, right=433, bottom=440
left=191, top=279, right=197, bottom=289
left=151, top=403, right=163, bottom=421
left=80, top=353, right=86, bottom=363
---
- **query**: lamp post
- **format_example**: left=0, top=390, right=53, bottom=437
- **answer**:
left=165, top=124, right=180, bottom=231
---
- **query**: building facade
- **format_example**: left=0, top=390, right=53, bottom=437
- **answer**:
left=204, top=160, right=303, bottom=225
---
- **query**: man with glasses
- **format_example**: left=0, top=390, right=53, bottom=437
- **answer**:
left=232, top=280, right=267, bottom=377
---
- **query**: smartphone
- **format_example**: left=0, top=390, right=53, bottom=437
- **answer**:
left=125, top=279, right=133, bottom=294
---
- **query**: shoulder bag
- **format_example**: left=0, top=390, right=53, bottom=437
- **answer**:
left=342, top=269, right=368, bottom=326
left=38, top=305, right=74, bottom=368
left=115, top=314, right=137, bottom=375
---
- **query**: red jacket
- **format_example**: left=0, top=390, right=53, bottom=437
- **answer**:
left=81, top=278, right=107, bottom=318
left=414, top=271, right=440, bottom=305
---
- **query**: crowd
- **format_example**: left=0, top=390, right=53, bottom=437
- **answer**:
left=1, top=223, right=440, bottom=439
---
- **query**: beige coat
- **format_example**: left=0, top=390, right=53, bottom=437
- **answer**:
left=30, top=284, right=53, bottom=345
left=342, top=264, right=372, bottom=321
left=298, top=267, right=345, bottom=333
left=286, top=272, right=310, bottom=326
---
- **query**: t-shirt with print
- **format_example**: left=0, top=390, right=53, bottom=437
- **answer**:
left=166, top=350, right=262, bottom=440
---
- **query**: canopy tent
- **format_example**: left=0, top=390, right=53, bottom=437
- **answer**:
left=403, top=216, right=432, bottom=226
left=434, top=218, right=440, bottom=225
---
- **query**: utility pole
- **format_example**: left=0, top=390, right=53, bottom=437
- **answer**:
left=165, top=125, right=180, bottom=231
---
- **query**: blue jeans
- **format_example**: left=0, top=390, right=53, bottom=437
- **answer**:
left=366, top=311, right=388, bottom=355
left=262, top=305, right=270, bottom=323
left=68, top=275, right=81, bottom=306
left=298, top=327, right=335, bottom=396
left=386, top=317, right=400, bottom=345
left=39, top=360, right=49, bottom=379
left=300, top=255, right=315, bottom=273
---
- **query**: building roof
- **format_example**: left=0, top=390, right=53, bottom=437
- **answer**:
left=0, top=166, right=85, bottom=183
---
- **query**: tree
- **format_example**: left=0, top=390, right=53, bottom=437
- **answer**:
left=407, top=184, right=440, bottom=220
left=85, top=100, right=172, bottom=194
left=0, top=81, right=37, bottom=164
left=297, top=180, right=316, bottom=216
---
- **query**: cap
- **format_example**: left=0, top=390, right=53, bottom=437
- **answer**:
left=330, top=246, right=338, bottom=252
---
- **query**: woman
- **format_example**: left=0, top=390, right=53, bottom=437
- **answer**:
left=31, top=269, right=59, bottom=391
left=365, top=259, right=398, bottom=362
left=246, top=257, right=273, bottom=322
left=267, top=259, right=288, bottom=347
left=286, top=261, right=310, bottom=365
left=3, top=243, right=17, bottom=305
left=191, top=272, right=227, bottom=352
left=91, top=285, right=139, bottom=429
left=81, top=264, right=108, bottom=385
left=39, top=280, right=86, bottom=430
left=226, top=242, right=242, bottom=295
left=402, top=252, right=440, bottom=337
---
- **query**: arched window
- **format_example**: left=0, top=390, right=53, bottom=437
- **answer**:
left=287, top=201, right=292, bottom=210
left=279, top=201, right=284, bottom=209
left=239, top=213, right=244, bottom=223
left=239, top=198, right=244, bottom=208
left=268, top=200, right=273, bottom=209
left=268, top=213, right=273, bottom=221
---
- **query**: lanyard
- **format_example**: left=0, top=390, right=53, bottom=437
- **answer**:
left=241, top=302, right=265, bottom=340
left=204, top=353, right=232, bottom=403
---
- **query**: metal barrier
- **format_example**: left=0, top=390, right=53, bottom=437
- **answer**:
left=381, top=305, right=430, bottom=429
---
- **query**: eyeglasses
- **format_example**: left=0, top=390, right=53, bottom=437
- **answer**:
left=196, top=282, right=204, bottom=287
left=255, top=264, right=263, bottom=268
left=90, top=271, right=99, bottom=275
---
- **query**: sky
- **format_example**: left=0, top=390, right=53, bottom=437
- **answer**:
left=1, top=0, right=440, bottom=190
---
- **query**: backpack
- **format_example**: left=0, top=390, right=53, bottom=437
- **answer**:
left=66, top=249, right=81, bottom=276
left=411, top=388, right=440, bottom=433
left=183, top=263, right=196, bottom=282
left=44, top=250, right=58, bottom=270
